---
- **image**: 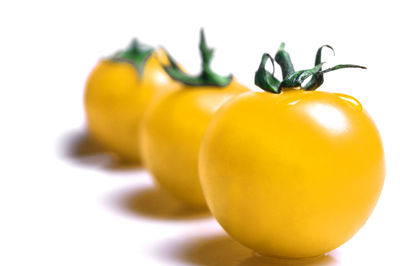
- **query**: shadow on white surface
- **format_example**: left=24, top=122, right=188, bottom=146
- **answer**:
left=60, top=130, right=141, bottom=171
left=240, top=254, right=338, bottom=266
left=112, top=186, right=210, bottom=220
left=154, top=233, right=339, bottom=266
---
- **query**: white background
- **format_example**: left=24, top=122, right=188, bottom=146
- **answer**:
left=1, top=0, right=399, bottom=265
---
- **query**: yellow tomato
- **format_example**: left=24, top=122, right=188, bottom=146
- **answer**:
left=85, top=42, right=177, bottom=163
left=140, top=30, right=249, bottom=207
left=140, top=81, right=249, bottom=207
left=199, top=46, right=385, bottom=259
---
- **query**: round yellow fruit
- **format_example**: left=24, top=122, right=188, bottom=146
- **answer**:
left=199, top=89, right=385, bottom=258
left=85, top=43, right=177, bottom=163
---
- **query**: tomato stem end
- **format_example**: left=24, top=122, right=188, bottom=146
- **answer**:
left=255, top=44, right=366, bottom=93
left=161, top=29, right=233, bottom=87
left=109, top=38, right=154, bottom=76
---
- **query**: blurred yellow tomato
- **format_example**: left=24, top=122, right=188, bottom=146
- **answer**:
left=140, top=30, right=249, bottom=207
left=85, top=40, right=177, bottom=163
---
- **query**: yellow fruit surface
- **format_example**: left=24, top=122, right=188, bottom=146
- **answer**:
left=140, top=81, right=249, bottom=207
left=199, top=89, right=385, bottom=258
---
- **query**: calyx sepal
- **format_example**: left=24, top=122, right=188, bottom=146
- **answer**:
left=254, top=53, right=281, bottom=93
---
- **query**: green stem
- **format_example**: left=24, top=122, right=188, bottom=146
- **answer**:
left=111, top=39, right=154, bottom=76
left=274, top=43, right=295, bottom=80
left=162, top=29, right=232, bottom=87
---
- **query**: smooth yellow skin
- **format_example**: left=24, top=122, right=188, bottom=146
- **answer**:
left=140, top=81, right=249, bottom=207
left=84, top=50, right=176, bottom=163
left=199, top=89, right=385, bottom=258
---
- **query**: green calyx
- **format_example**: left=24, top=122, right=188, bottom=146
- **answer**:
left=255, top=43, right=367, bottom=93
left=162, top=29, right=233, bottom=87
left=111, top=39, right=154, bottom=76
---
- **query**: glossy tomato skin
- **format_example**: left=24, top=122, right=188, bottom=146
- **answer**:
left=199, top=89, right=385, bottom=258
left=84, top=50, right=176, bottom=163
left=140, top=81, right=249, bottom=207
